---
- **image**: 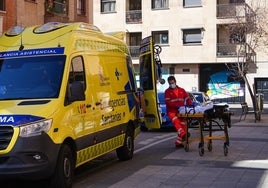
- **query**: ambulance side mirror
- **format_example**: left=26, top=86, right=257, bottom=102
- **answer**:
left=69, top=81, right=85, bottom=102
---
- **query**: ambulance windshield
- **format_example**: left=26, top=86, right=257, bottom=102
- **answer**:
left=0, top=55, right=65, bottom=100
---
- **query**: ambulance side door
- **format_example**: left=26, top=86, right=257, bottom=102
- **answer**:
left=139, top=36, right=162, bottom=129
left=68, top=56, right=98, bottom=142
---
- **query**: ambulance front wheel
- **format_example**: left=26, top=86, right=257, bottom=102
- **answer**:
left=50, top=144, right=74, bottom=188
left=116, top=124, right=134, bottom=161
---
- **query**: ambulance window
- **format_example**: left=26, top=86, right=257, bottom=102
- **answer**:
left=69, top=56, right=86, bottom=91
left=140, top=54, right=153, bottom=90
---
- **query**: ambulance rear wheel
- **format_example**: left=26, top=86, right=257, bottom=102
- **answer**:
left=50, top=144, right=74, bottom=188
left=116, top=125, right=134, bottom=161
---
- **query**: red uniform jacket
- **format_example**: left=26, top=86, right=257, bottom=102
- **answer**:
left=164, top=86, right=192, bottom=114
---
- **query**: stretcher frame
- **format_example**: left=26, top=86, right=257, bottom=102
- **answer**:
left=177, top=105, right=232, bottom=156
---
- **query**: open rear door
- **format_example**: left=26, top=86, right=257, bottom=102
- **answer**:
left=139, top=36, right=164, bottom=129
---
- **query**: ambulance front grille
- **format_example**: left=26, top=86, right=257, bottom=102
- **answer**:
left=0, top=126, right=14, bottom=150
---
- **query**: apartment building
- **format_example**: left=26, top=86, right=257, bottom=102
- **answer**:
left=0, top=0, right=93, bottom=34
left=0, top=0, right=44, bottom=34
left=93, top=0, right=268, bottom=106
left=0, top=0, right=267, bottom=106
left=44, top=0, right=93, bottom=23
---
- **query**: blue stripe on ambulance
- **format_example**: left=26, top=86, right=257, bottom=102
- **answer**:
left=0, top=115, right=43, bottom=126
left=125, top=57, right=136, bottom=112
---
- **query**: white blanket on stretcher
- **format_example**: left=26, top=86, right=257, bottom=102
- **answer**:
left=178, top=102, right=214, bottom=114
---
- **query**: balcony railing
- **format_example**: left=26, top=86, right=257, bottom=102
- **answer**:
left=217, top=3, right=255, bottom=20
left=217, top=43, right=256, bottom=63
left=126, top=10, right=142, bottom=23
left=129, top=46, right=140, bottom=58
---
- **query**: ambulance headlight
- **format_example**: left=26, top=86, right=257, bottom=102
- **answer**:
left=19, top=119, right=52, bottom=137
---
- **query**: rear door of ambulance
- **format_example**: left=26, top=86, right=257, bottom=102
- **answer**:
left=139, top=36, right=162, bottom=129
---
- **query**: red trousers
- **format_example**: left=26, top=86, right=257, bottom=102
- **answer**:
left=168, top=112, right=186, bottom=144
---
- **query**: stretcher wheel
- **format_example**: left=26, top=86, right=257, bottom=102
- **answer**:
left=207, top=142, right=212, bottom=152
left=223, top=143, right=228, bottom=156
left=184, top=143, right=189, bottom=152
left=198, top=143, right=204, bottom=156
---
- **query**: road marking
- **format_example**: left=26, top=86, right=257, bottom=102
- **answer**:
left=135, top=133, right=176, bottom=154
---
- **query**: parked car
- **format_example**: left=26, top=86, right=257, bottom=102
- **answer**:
left=190, top=91, right=212, bottom=106
left=157, top=92, right=199, bottom=129
left=157, top=92, right=174, bottom=129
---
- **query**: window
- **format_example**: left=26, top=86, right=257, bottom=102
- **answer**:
left=129, top=0, right=141, bottom=10
left=77, top=0, right=86, bottom=15
left=183, top=0, right=201, bottom=7
left=152, top=0, right=168, bottom=9
left=182, top=29, right=203, bottom=44
left=230, top=32, right=245, bottom=43
left=66, top=56, right=86, bottom=104
left=152, top=31, right=169, bottom=45
left=169, top=66, right=175, bottom=75
left=0, top=0, right=5, bottom=11
left=54, top=0, right=67, bottom=14
left=140, top=54, right=153, bottom=90
left=0, top=56, right=65, bottom=99
left=230, top=0, right=245, bottom=3
left=101, top=0, right=116, bottom=13
left=129, top=33, right=142, bottom=57
left=70, top=56, right=86, bottom=89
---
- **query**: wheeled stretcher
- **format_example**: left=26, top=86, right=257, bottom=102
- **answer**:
left=177, top=103, right=232, bottom=156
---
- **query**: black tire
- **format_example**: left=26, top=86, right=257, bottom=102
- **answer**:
left=223, top=143, right=228, bottom=156
left=49, top=144, right=74, bottom=188
left=198, top=143, right=204, bottom=156
left=208, top=142, right=212, bottom=152
left=184, top=143, right=189, bottom=152
left=116, top=125, right=134, bottom=161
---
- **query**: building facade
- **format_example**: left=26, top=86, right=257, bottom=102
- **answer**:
left=0, top=0, right=267, bottom=106
left=0, top=0, right=93, bottom=34
left=93, top=0, right=268, bottom=106
left=0, top=0, right=45, bottom=34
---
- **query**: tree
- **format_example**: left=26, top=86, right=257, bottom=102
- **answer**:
left=221, top=1, right=268, bottom=121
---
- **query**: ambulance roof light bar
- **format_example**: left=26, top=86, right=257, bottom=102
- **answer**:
left=5, top=26, right=25, bottom=36
left=79, top=23, right=101, bottom=32
left=34, top=22, right=69, bottom=33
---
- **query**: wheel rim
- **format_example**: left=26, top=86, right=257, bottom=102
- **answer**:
left=126, top=136, right=133, bottom=151
left=63, top=157, right=71, bottom=178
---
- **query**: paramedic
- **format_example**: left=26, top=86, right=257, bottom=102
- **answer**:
left=164, top=76, right=192, bottom=147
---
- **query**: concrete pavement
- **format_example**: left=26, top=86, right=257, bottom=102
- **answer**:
left=109, top=109, right=268, bottom=188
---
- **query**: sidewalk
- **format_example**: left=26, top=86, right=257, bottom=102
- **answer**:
left=110, top=109, right=268, bottom=188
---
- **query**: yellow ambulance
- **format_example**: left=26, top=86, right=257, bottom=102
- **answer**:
left=0, top=22, right=140, bottom=187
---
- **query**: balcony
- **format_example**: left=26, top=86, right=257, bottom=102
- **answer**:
left=217, top=3, right=255, bottom=23
left=217, top=42, right=256, bottom=63
left=126, top=10, right=142, bottom=23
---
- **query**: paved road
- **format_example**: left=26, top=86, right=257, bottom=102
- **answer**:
left=73, top=108, right=268, bottom=188
left=2, top=108, right=268, bottom=188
